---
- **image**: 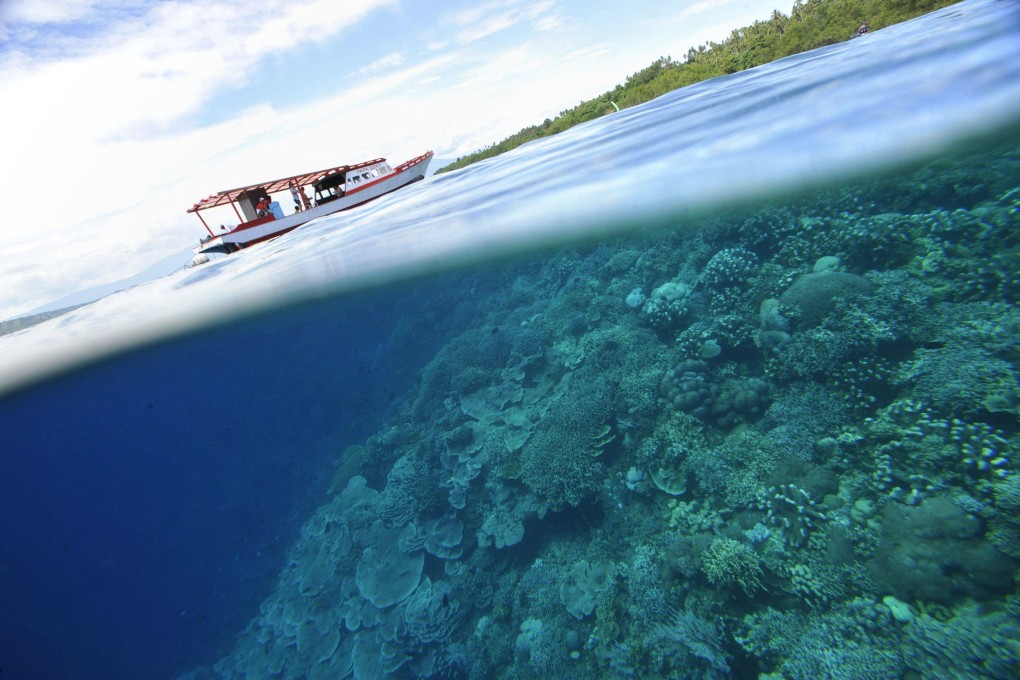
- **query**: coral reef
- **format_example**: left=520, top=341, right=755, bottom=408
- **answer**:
left=701, top=537, right=765, bottom=595
left=193, top=139, right=1020, bottom=679
left=642, top=279, right=695, bottom=332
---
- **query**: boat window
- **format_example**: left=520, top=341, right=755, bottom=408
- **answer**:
left=362, top=173, right=371, bottom=180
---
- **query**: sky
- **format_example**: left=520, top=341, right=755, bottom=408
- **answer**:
left=0, top=0, right=787, bottom=320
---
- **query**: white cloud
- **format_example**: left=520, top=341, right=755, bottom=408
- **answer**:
left=359, top=51, right=405, bottom=75
left=563, top=44, right=613, bottom=63
left=669, top=0, right=738, bottom=24
left=0, top=0, right=399, bottom=316
left=445, top=0, right=557, bottom=44
left=0, top=0, right=790, bottom=320
left=534, top=14, right=563, bottom=32
left=0, top=33, right=578, bottom=316
left=2, top=0, right=396, bottom=139
left=0, top=0, right=105, bottom=26
left=455, top=13, right=518, bottom=43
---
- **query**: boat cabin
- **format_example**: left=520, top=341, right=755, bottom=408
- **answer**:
left=314, top=160, right=394, bottom=204
left=313, top=171, right=346, bottom=205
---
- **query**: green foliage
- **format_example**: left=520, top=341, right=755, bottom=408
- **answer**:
left=438, top=0, right=961, bottom=174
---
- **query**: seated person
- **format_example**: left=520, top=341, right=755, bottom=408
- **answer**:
left=256, top=196, right=271, bottom=217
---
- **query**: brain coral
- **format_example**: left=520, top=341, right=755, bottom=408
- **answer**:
left=779, top=271, right=873, bottom=328
left=866, top=496, right=1014, bottom=603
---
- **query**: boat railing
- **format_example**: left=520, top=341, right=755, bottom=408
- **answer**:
left=393, top=151, right=433, bottom=173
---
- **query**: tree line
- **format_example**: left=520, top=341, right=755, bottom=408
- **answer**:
left=437, top=0, right=960, bottom=174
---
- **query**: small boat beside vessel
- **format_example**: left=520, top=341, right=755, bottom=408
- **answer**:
left=188, top=150, right=433, bottom=259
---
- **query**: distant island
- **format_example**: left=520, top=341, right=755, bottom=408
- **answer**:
left=0, top=304, right=88, bottom=338
left=438, top=0, right=960, bottom=174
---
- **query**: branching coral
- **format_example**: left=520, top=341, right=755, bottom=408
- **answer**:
left=701, top=537, right=765, bottom=595
left=655, top=607, right=730, bottom=676
left=758, top=484, right=827, bottom=548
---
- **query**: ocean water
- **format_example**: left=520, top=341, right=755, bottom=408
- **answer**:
left=1, top=1, right=1019, bottom=678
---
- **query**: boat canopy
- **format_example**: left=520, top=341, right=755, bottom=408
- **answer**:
left=187, top=159, right=385, bottom=213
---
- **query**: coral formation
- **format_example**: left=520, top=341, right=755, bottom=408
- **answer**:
left=559, top=559, right=616, bottom=620
left=779, top=271, right=873, bottom=328
left=702, top=246, right=759, bottom=291
left=758, top=484, right=828, bottom=548
left=701, top=537, right=765, bottom=595
left=642, top=280, right=694, bottom=331
left=194, top=139, right=1020, bottom=680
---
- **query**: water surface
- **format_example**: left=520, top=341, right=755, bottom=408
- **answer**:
left=1, top=1, right=1018, bottom=678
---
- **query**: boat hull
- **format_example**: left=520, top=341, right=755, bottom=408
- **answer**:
left=195, top=151, right=432, bottom=255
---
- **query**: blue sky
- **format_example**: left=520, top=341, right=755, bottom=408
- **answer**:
left=0, top=0, right=786, bottom=320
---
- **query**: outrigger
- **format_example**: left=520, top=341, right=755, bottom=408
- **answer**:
left=188, top=151, right=433, bottom=258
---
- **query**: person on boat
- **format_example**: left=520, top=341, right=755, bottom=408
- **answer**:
left=289, top=181, right=302, bottom=212
left=256, top=196, right=271, bottom=217
left=300, top=187, right=312, bottom=210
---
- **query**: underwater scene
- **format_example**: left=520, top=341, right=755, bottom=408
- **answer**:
left=181, top=141, right=1020, bottom=680
left=1, top=1, right=1019, bottom=679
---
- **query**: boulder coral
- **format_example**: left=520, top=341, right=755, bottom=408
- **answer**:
left=779, top=270, right=873, bottom=328
left=642, top=280, right=694, bottom=331
left=867, top=496, right=1014, bottom=603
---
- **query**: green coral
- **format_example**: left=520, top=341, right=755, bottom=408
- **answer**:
left=904, top=604, right=1020, bottom=679
left=701, top=537, right=764, bottom=595
left=737, top=598, right=905, bottom=680
left=989, top=476, right=1020, bottom=559
left=517, top=376, right=612, bottom=509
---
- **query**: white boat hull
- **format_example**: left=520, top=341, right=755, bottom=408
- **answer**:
left=195, top=152, right=431, bottom=255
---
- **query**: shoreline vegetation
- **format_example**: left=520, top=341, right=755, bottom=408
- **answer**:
left=0, top=304, right=88, bottom=338
left=437, top=0, right=961, bottom=175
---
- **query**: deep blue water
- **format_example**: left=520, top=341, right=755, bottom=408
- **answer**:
left=0, top=280, right=486, bottom=678
left=1, top=1, right=1019, bottom=679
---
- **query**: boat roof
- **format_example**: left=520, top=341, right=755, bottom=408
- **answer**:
left=187, top=158, right=386, bottom=213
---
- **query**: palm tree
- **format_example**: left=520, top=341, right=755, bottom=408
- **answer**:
left=771, top=9, right=786, bottom=35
